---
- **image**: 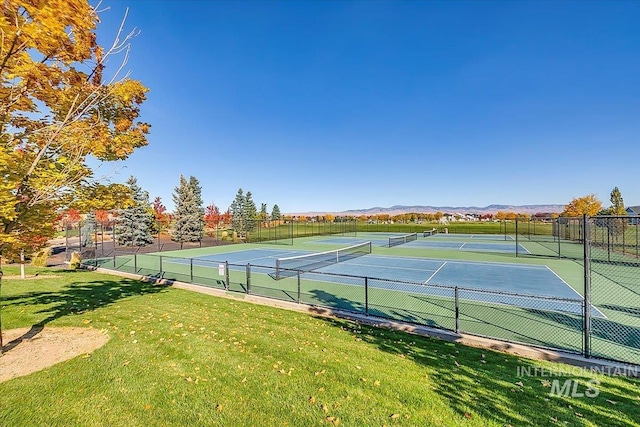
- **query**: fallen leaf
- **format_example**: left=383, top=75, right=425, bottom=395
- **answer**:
left=464, top=412, right=472, bottom=419
left=216, top=404, right=223, bottom=412
left=390, top=414, right=400, bottom=419
left=309, top=396, right=316, bottom=404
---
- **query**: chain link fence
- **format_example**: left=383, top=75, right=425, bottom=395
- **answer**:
left=251, top=219, right=358, bottom=244
left=586, top=216, right=640, bottom=365
left=515, top=217, right=584, bottom=259
left=80, top=214, right=640, bottom=367
left=84, top=252, right=587, bottom=359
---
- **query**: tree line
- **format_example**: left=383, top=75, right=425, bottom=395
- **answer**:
left=72, top=175, right=284, bottom=247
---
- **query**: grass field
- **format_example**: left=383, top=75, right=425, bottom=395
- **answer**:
left=1, top=266, right=639, bottom=426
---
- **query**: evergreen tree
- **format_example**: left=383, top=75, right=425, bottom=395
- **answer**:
left=259, top=203, right=269, bottom=226
left=230, top=188, right=245, bottom=235
left=115, top=177, right=154, bottom=246
left=80, top=210, right=97, bottom=247
left=171, top=175, right=205, bottom=245
left=243, top=191, right=258, bottom=233
left=271, top=204, right=281, bottom=221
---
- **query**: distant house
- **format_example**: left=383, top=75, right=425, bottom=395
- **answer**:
left=627, top=206, right=640, bottom=225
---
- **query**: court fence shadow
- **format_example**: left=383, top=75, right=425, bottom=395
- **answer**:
left=83, top=250, right=640, bottom=367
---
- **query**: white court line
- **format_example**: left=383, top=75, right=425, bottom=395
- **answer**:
left=423, top=261, right=447, bottom=284
left=342, top=260, right=439, bottom=274
left=459, top=243, right=467, bottom=249
left=194, top=249, right=300, bottom=265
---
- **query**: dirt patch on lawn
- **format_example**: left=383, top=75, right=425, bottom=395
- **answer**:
left=0, top=327, right=109, bottom=383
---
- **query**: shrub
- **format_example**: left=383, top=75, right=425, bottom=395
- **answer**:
left=69, top=251, right=82, bottom=270
left=31, top=247, right=52, bottom=267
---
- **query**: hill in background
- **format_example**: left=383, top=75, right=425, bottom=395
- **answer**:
left=290, top=204, right=565, bottom=217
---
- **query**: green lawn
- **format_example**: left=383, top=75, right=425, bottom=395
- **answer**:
left=1, top=266, right=639, bottom=426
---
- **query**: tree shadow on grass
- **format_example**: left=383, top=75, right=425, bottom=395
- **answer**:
left=312, top=315, right=640, bottom=426
left=2, top=271, right=167, bottom=353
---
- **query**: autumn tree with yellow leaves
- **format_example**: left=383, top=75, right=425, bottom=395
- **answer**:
left=0, top=1, right=150, bottom=350
left=561, top=194, right=603, bottom=217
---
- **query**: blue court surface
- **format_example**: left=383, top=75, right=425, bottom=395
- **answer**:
left=166, top=248, right=602, bottom=317
left=313, top=236, right=527, bottom=253
left=429, top=233, right=515, bottom=241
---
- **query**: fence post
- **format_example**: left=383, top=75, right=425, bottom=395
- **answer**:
left=225, top=261, right=230, bottom=291
left=190, top=258, right=194, bottom=283
left=558, top=221, right=562, bottom=258
left=365, top=277, right=369, bottom=316
left=454, top=287, right=459, bottom=333
left=607, top=222, right=611, bottom=262
left=583, top=214, right=591, bottom=358
left=515, top=219, right=519, bottom=257
left=246, top=264, right=251, bottom=294
left=297, top=271, right=301, bottom=304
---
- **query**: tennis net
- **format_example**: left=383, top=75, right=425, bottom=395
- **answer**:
left=388, top=232, right=418, bottom=247
left=423, top=228, right=437, bottom=237
left=272, top=241, right=372, bottom=280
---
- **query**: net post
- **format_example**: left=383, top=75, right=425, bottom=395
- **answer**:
left=365, top=277, right=369, bottom=316
left=225, top=261, right=230, bottom=290
left=454, top=286, right=459, bottom=333
left=246, top=264, right=251, bottom=294
left=113, top=254, right=116, bottom=268
left=134, top=254, right=137, bottom=274
left=297, top=271, right=301, bottom=304
left=159, top=255, right=163, bottom=277
left=583, top=214, right=591, bottom=358
left=190, top=258, right=194, bottom=283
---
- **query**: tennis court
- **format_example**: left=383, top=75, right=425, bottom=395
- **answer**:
left=428, top=233, right=515, bottom=241
left=313, top=235, right=527, bottom=253
left=162, top=246, right=600, bottom=317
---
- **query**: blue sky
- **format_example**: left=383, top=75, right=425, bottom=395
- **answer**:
left=94, top=1, right=639, bottom=213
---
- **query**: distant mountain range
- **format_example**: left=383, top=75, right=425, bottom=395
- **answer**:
left=289, top=204, right=565, bottom=216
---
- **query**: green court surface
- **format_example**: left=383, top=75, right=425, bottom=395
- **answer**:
left=87, top=233, right=640, bottom=366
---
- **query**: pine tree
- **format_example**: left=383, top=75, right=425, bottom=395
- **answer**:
left=243, top=191, right=258, bottom=233
left=230, top=188, right=245, bottom=235
left=115, top=177, right=154, bottom=246
left=80, top=210, right=97, bottom=247
left=171, top=175, right=205, bottom=245
left=259, top=203, right=269, bottom=226
left=271, top=204, right=281, bottom=221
